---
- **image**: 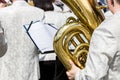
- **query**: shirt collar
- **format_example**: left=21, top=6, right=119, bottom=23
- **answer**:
left=12, top=0, right=29, bottom=6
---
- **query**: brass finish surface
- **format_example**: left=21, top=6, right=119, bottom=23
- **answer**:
left=28, top=0, right=34, bottom=6
left=53, top=0, right=105, bottom=70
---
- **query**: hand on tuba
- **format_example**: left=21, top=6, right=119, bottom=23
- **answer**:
left=66, top=60, right=80, bottom=80
left=53, top=0, right=105, bottom=70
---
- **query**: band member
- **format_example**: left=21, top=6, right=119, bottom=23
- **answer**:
left=66, top=0, right=120, bottom=80
left=33, top=0, right=75, bottom=80
left=0, top=0, right=44, bottom=80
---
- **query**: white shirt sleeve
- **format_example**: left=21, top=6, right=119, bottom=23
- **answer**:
left=75, top=26, right=117, bottom=80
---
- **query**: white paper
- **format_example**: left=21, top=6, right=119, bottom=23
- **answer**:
left=24, top=21, right=57, bottom=53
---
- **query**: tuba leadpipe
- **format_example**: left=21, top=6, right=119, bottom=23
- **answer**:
left=53, top=0, right=105, bottom=70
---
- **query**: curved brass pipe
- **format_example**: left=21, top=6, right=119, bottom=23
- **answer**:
left=53, top=0, right=105, bottom=70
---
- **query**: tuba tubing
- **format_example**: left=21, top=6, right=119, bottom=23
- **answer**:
left=53, top=0, right=105, bottom=70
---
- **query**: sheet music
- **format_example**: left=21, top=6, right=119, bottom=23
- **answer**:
left=24, top=21, right=58, bottom=53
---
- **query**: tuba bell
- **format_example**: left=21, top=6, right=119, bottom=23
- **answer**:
left=53, top=0, right=106, bottom=70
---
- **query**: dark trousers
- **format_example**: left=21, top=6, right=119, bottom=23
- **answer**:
left=39, top=61, right=55, bottom=80
left=53, top=57, right=69, bottom=80
left=39, top=57, right=68, bottom=80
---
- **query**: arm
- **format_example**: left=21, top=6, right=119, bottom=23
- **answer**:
left=66, top=27, right=117, bottom=80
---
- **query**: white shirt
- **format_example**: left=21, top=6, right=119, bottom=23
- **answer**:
left=0, top=1, right=44, bottom=80
left=75, top=11, right=120, bottom=80
left=40, top=9, right=76, bottom=61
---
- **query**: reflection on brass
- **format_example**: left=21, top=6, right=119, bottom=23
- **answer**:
left=53, top=0, right=105, bottom=70
left=28, top=0, right=34, bottom=6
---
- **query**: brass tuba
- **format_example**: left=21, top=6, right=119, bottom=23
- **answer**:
left=28, top=0, right=34, bottom=6
left=53, top=0, right=106, bottom=70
